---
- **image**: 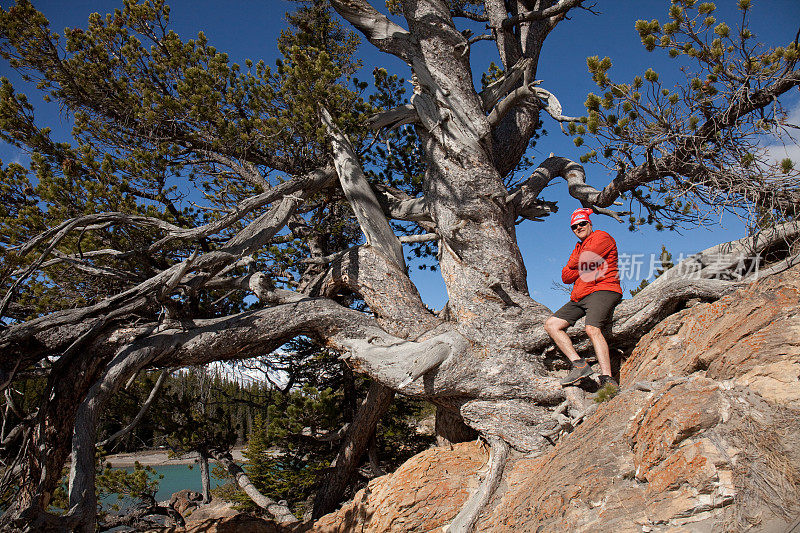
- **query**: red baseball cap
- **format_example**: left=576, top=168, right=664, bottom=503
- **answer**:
left=570, top=208, right=593, bottom=226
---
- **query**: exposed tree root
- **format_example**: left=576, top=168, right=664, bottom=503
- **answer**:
left=443, top=436, right=509, bottom=533
left=539, top=387, right=597, bottom=444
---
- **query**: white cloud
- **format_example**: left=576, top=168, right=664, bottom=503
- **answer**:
left=764, top=97, right=800, bottom=165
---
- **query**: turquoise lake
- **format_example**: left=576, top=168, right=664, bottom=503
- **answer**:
left=101, top=463, right=229, bottom=509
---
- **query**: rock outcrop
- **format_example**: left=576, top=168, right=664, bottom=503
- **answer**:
left=481, top=377, right=799, bottom=531
left=621, top=263, right=800, bottom=407
left=158, top=496, right=279, bottom=533
left=169, top=489, right=204, bottom=516
left=312, top=441, right=487, bottom=532
left=308, top=265, right=800, bottom=532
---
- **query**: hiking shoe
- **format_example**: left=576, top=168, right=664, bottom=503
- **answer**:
left=560, top=361, right=594, bottom=386
left=599, top=375, right=619, bottom=388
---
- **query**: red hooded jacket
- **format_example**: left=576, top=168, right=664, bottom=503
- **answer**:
left=561, top=230, right=622, bottom=302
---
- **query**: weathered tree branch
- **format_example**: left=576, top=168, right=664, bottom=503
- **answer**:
left=484, top=0, right=521, bottom=68
left=488, top=83, right=579, bottom=129
left=532, top=87, right=582, bottom=126
left=211, top=449, right=299, bottom=525
left=371, top=182, right=433, bottom=225
left=400, top=233, right=437, bottom=243
left=593, top=70, right=800, bottom=208
left=478, top=58, right=532, bottom=111
left=507, top=156, right=625, bottom=221
left=59, top=296, right=409, bottom=528
left=487, top=82, right=539, bottom=127
left=565, top=222, right=800, bottom=353
left=501, top=0, right=586, bottom=30
left=23, top=251, right=140, bottom=283
left=201, top=151, right=271, bottom=190
left=320, top=106, right=405, bottom=268
left=0, top=212, right=182, bottom=318
left=369, top=104, right=419, bottom=130
left=148, top=164, right=336, bottom=252
left=450, top=7, right=488, bottom=23
left=316, top=245, right=437, bottom=339
left=329, top=0, right=417, bottom=63
left=468, top=34, right=495, bottom=45
left=96, top=370, right=171, bottom=449
left=1, top=186, right=312, bottom=369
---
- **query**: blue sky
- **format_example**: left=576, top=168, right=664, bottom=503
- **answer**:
left=1, top=0, right=799, bottom=311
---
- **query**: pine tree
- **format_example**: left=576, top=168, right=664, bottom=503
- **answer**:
left=630, top=245, right=674, bottom=296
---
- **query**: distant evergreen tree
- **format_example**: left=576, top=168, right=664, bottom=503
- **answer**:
left=197, top=339, right=436, bottom=517
left=630, top=245, right=674, bottom=296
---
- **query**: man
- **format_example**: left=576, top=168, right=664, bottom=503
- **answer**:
left=544, top=208, right=622, bottom=388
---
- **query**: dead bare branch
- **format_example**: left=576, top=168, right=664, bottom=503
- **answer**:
left=501, top=0, right=587, bottom=29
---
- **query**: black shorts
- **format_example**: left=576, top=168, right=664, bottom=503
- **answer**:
left=553, top=290, right=622, bottom=329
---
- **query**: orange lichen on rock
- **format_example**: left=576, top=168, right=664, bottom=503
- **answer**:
left=310, top=441, right=486, bottom=533
left=621, top=265, right=800, bottom=408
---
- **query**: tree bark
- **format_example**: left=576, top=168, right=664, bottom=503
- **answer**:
left=444, top=436, right=509, bottom=533
left=435, top=403, right=478, bottom=446
left=312, top=381, right=394, bottom=518
left=1, top=336, right=119, bottom=531
left=367, top=433, right=386, bottom=477
left=199, top=449, right=212, bottom=504
left=67, top=327, right=163, bottom=532
left=313, top=113, right=446, bottom=518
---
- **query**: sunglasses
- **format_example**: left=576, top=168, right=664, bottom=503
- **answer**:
left=570, top=221, right=590, bottom=230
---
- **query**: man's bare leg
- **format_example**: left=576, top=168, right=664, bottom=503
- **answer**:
left=546, top=319, right=615, bottom=378
left=585, top=324, right=612, bottom=377
left=544, top=317, right=580, bottom=362
left=546, top=316, right=595, bottom=385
